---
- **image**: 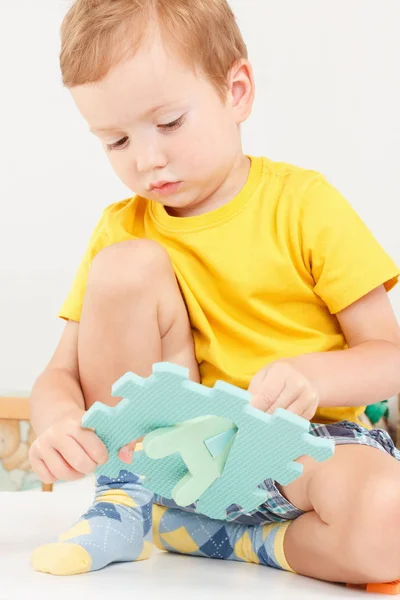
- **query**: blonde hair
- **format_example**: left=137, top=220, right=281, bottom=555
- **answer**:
left=60, top=0, right=248, bottom=98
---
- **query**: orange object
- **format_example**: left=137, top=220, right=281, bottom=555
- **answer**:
left=347, top=581, right=400, bottom=595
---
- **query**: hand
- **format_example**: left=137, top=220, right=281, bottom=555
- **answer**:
left=29, top=409, right=108, bottom=484
left=249, top=361, right=319, bottom=421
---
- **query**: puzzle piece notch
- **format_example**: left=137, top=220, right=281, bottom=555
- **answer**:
left=83, top=362, right=335, bottom=520
left=144, top=415, right=236, bottom=506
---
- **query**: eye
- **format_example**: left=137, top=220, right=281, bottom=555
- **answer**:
left=158, top=115, right=185, bottom=131
left=106, top=136, right=129, bottom=152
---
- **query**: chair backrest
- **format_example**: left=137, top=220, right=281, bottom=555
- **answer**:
left=0, top=396, right=52, bottom=492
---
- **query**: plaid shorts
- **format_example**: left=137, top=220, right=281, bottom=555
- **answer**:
left=154, top=421, right=400, bottom=525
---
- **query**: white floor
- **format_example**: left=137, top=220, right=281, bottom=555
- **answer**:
left=0, top=477, right=383, bottom=600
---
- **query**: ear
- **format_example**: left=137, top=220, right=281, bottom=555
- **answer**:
left=227, top=59, right=255, bottom=124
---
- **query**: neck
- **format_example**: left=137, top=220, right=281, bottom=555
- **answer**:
left=168, top=153, right=251, bottom=218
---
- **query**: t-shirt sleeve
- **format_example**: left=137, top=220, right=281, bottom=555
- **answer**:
left=58, top=208, right=111, bottom=322
left=300, top=175, right=399, bottom=314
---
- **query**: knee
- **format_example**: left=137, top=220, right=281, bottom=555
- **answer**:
left=88, top=240, right=172, bottom=294
left=345, top=478, right=400, bottom=581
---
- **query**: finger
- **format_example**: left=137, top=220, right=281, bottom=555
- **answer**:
left=118, top=438, right=143, bottom=464
left=250, top=368, right=286, bottom=411
left=248, top=368, right=269, bottom=394
left=118, top=448, right=134, bottom=464
left=285, top=397, right=310, bottom=419
left=264, top=369, right=309, bottom=414
left=266, top=387, right=299, bottom=414
left=55, top=436, right=98, bottom=474
left=292, top=392, right=318, bottom=421
left=74, top=427, right=109, bottom=465
left=44, top=447, right=83, bottom=481
left=269, top=385, right=316, bottom=418
left=36, top=460, right=56, bottom=484
left=29, top=451, right=56, bottom=484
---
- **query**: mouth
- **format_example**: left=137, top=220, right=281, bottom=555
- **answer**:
left=149, top=181, right=182, bottom=197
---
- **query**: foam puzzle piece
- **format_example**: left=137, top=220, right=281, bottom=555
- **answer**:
left=144, top=415, right=236, bottom=506
left=82, top=362, right=335, bottom=520
left=347, top=581, right=400, bottom=595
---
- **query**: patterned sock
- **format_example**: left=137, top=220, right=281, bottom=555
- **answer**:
left=152, top=504, right=294, bottom=572
left=31, top=470, right=153, bottom=575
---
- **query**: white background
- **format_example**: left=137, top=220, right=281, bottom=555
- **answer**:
left=0, top=0, right=399, bottom=391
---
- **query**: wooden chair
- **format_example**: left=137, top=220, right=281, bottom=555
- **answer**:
left=0, top=395, right=53, bottom=492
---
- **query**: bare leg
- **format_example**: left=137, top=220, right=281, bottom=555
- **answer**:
left=31, top=240, right=200, bottom=576
left=280, top=445, right=400, bottom=583
left=78, top=239, right=199, bottom=409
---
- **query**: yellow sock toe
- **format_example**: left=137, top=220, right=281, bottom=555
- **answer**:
left=31, top=543, right=92, bottom=576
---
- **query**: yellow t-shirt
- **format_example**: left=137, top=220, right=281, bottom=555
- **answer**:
left=59, top=156, right=399, bottom=424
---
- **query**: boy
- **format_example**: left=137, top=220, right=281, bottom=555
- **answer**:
left=30, top=0, right=400, bottom=585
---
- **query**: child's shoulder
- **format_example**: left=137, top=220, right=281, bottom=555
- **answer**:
left=101, top=195, right=142, bottom=219
left=87, top=195, right=145, bottom=247
left=262, top=156, right=324, bottom=188
left=260, top=156, right=336, bottom=216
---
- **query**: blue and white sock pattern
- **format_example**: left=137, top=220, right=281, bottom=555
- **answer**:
left=31, top=470, right=153, bottom=575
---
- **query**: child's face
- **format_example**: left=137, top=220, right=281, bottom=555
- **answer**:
left=71, top=31, right=251, bottom=215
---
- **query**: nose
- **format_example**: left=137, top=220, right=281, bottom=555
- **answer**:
left=136, top=142, right=167, bottom=173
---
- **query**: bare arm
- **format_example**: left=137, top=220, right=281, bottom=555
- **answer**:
left=284, top=285, right=400, bottom=407
left=30, top=320, right=85, bottom=435
left=29, top=320, right=108, bottom=483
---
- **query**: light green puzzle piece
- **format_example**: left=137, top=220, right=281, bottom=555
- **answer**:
left=144, top=415, right=236, bottom=506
